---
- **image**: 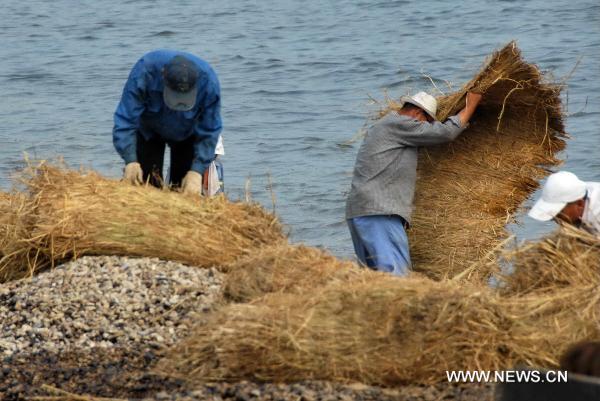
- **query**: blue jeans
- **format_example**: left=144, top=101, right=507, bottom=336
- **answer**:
left=347, top=215, right=411, bottom=276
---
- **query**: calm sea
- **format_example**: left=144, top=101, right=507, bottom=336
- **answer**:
left=1, top=0, right=598, bottom=257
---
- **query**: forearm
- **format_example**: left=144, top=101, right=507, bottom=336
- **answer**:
left=113, top=114, right=138, bottom=164
left=190, top=95, right=222, bottom=173
left=456, top=92, right=483, bottom=127
left=113, top=74, right=146, bottom=163
left=113, top=131, right=137, bottom=163
left=393, top=115, right=465, bottom=146
left=191, top=135, right=219, bottom=174
left=457, top=104, right=477, bottom=127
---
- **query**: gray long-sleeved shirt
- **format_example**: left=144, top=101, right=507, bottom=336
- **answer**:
left=345, top=112, right=465, bottom=224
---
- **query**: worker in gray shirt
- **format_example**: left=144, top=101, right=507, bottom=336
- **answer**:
left=345, top=91, right=483, bottom=275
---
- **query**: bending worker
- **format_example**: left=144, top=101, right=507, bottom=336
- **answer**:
left=345, top=91, right=483, bottom=275
left=113, top=49, right=223, bottom=195
left=529, top=171, right=599, bottom=235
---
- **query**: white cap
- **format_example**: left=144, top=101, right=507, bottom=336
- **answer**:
left=400, top=91, right=438, bottom=121
left=528, top=171, right=587, bottom=221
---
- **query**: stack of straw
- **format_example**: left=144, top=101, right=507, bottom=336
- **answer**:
left=160, top=271, right=599, bottom=385
left=496, top=225, right=600, bottom=295
left=0, top=192, right=9, bottom=254
left=0, top=191, right=38, bottom=282
left=382, top=41, right=567, bottom=282
left=0, top=164, right=285, bottom=282
left=0, top=192, right=10, bottom=265
left=222, top=244, right=365, bottom=302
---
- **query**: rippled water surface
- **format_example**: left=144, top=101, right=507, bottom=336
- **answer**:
left=1, top=0, right=599, bottom=257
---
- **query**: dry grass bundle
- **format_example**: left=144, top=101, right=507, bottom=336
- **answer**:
left=0, top=192, right=10, bottom=250
left=496, top=225, right=600, bottom=295
left=0, top=191, right=42, bottom=282
left=382, top=41, right=566, bottom=282
left=160, top=275, right=599, bottom=385
left=0, top=192, right=11, bottom=262
left=223, top=244, right=367, bottom=302
left=0, top=163, right=285, bottom=282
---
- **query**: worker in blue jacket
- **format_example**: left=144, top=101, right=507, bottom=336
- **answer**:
left=113, top=50, right=222, bottom=195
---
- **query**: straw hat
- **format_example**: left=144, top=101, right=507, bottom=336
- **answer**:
left=400, top=91, right=438, bottom=121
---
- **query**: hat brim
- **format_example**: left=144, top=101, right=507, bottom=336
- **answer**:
left=400, top=95, right=438, bottom=121
left=164, top=86, right=197, bottom=111
left=528, top=197, right=567, bottom=221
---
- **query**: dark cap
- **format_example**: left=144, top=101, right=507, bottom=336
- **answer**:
left=163, top=55, right=199, bottom=111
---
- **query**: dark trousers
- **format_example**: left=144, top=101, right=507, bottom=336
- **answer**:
left=136, top=132, right=195, bottom=188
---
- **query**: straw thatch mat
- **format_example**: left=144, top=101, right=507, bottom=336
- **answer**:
left=0, top=163, right=285, bottom=282
left=0, top=192, right=11, bottom=265
left=0, top=192, right=10, bottom=255
left=381, top=41, right=567, bottom=282
left=159, top=274, right=599, bottom=386
left=495, top=225, right=600, bottom=295
left=223, top=244, right=366, bottom=302
left=221, top=225, right=600, bottom=303
left=0, top=191, right=38, bottom=282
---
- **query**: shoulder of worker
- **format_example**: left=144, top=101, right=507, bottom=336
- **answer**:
left=126, top=50, right=172, bottom=90
left=135, top=49, right=208, bottom=69
left=586, top=181, right=600, bottom=190
left=367, top=112, right=414, bottom=139
left=378, top=111, right=462, bottom=132
left=375, top=111, right=423, bottom=129
left=181, top=52, right=219, bottom=79
left=178, top=51, right=221, bottom=95
left=586, top=182, right=600, bottom=211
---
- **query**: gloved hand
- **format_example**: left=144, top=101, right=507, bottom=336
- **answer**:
left=181, top=170, right=203, bottom=195
left=123, top=162, right=143, bottom=185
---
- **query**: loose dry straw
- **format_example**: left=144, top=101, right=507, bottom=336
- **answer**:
left=0, top=163, right=286, bottom=282
left=160, top=272, right=599, bottom=386
left=493, top=224, right=600, bottom=295
left=383, top=41, right=566, bottom=282
left=222, top=244, right=364, bottom=302
left=0, top=190, right=40, bottom=282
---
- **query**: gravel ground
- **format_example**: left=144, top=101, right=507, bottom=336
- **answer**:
left=0, top=256, right=494, bottom=401
left=145, top=382, right=493, bottom=401
left=139, top=381, right=495, bottom=401
left=0, top=255, right=222, bottom=357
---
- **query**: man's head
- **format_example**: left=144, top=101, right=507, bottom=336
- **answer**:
left=399, top=91, right=437, bottom=123
left=529, top=171, right=587, bottom=225
left=162, top=55, right=200, bottom=111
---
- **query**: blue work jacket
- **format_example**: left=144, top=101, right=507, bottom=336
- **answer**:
left=113, top=50, right=222, bottom=174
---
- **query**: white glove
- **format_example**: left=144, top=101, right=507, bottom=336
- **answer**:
left=123, top=162, right=143, bottom=185
left=181, top=170, right=203, bottom=195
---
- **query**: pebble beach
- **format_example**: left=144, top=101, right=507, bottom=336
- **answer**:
left=0, top=256, right=493, bottom=400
